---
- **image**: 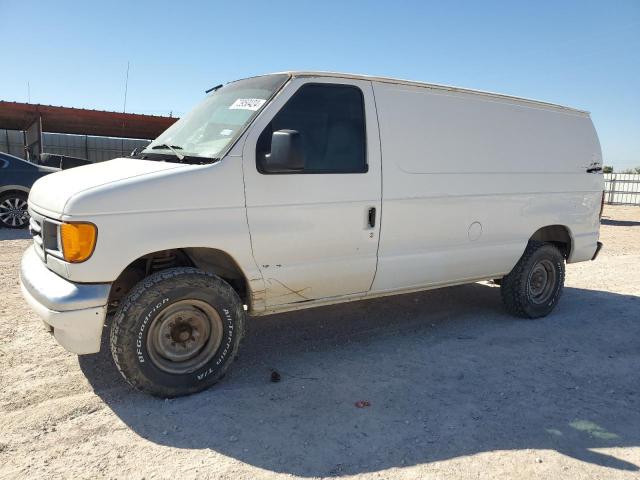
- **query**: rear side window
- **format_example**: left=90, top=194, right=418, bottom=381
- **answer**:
left=257, top=83, right=367, bottom=174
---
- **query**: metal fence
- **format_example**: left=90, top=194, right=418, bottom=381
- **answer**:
left=604, top=173, right=640, bottom=206
left=42, top=132, right=150, bottom=163
left=0, top=129, right=150, bottom=163
left=0, top=129, right=27, bottom=158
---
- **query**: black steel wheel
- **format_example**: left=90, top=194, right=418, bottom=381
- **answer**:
left=527, top=258, right=558, bottom=305
left=146, top=299, right=224, bottom=375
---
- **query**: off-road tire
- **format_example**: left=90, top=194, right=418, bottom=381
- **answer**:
left=110, top=267, right=245, bottom=397
left=500, top=241, right=565, bottom=318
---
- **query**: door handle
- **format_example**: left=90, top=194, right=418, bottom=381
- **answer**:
left=367, top=207, right=376, bottom=228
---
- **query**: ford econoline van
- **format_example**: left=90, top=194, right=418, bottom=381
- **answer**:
left=20, top=72, right=604, bottom=397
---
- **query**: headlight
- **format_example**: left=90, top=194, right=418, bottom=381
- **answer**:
left=60, top=222, right=97, bottom=263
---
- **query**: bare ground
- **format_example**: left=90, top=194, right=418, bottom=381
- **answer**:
left=1, top=206, right=639, bottom=480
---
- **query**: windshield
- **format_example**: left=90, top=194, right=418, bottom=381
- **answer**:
left=143, top=74, right=289, bottom=162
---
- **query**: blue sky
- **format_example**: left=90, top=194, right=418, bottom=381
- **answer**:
left=1, top=0, right=638, bottom=170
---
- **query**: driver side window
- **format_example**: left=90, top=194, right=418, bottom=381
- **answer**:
left=256, top=83, right=367, bottom=174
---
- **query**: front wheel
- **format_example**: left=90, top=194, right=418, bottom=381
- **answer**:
left=500, top=241, right=565, bottom=318
left=110, top=268, right=245, bottom=397
left=0, top=192, right=29, bottom=229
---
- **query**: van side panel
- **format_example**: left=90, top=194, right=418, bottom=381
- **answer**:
left=371, top=81, right=603, bottom=293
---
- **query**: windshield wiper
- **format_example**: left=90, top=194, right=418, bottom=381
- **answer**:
left=205, top=84, right=223, bottom=94
left=151, top=144, right=185, bottom=160
left=137, top=150, right=218, bottom=165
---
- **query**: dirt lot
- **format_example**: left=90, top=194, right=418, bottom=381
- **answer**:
left=1, top=206, right=639, bottom=480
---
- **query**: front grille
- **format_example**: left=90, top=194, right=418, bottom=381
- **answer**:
left=29, top=212, right=45, bottom=260
left=29, top=209, right=62, bottom=260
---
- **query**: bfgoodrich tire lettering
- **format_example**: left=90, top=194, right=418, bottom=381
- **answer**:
left=500, top=241, right=565, bottom=319
left=110, top=267, right=245, bottom=397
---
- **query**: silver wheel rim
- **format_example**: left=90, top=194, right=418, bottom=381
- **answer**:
left=0, top=197, right=28, bottom=227
left=528, top=259, right=557, bottom=304
left=146, top=299, right=224, bottom=375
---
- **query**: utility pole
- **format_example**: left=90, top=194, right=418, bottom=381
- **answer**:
left=123, top=61, right=130, bottom=113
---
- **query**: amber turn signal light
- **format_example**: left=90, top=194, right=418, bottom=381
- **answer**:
left=60, top=222, right=97, bottom=263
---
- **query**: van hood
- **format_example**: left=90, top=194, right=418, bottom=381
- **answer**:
left=28, top=158, right=185, bottom=216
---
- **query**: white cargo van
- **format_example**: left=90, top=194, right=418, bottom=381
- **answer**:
left=20, top=72, right=604, bottom=397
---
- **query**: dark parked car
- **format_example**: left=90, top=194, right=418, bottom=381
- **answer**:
left=0, top=152, right=59, bottom=228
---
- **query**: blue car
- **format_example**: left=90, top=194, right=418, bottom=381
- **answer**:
left=0, top=152, right=59, bottom=228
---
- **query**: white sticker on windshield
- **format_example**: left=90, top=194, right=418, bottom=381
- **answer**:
left=229, top=98, right=266, bottom=111
left=220, top=129, right=233, bottom=136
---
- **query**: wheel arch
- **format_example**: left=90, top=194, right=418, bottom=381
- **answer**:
left=0, top=185, right=30, bottom=196
left=529, top=225, right=573, bottom=259
left=107, top=247, right=252, bottom=313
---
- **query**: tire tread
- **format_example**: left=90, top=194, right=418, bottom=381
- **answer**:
left=109, top=267, right=245, bottom=397
left=500, top=241, right=565, bottom=319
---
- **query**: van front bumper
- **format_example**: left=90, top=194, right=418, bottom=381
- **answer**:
left=19, top=246, right=111, bottom=354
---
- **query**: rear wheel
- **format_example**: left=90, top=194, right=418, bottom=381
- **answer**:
left=110, top=267, right=245, bottom=397
left=500, top=241, right=565, bottom=318
left=0, top=192, right=29, bottom=229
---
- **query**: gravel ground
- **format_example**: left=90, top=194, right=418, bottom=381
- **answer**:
left=1, top=205, right=639, bottom=480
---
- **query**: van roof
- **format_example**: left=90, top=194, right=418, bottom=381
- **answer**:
left=269, top=71, right=589, bottom=115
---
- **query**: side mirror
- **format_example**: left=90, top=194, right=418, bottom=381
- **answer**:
left=263, top=129, right=305, bottom=172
